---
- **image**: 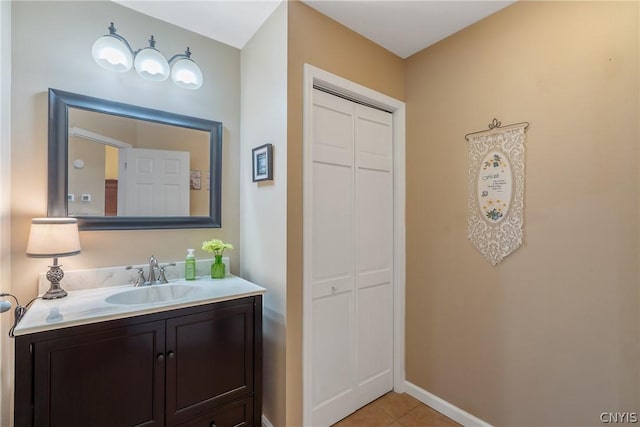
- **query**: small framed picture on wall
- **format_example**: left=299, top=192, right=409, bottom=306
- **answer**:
left=252, top=143, right=273, bottom=182
left=190, top=170, right=201, bottom=190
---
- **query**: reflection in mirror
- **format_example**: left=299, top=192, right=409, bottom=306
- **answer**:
left=67, top=109, right=210, bottom=217
left=48, top=88, right=222, bottom=230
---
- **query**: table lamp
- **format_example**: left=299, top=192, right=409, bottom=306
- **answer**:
left=26, top=218, right=81, bottom=299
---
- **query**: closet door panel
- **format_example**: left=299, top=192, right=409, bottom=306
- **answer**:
left=310, top=89, right=357, bottom=426
left=312, top=90, right=353, bottom=167
left=356, top=282, right=393, bottom=405
left=355, top=167, right=393, bottom=391
left=312, top=162, right=353, bottom=283
left=311, top=292, right=355, bottom=422
left=355, top=103, right=394, bottom=405
left=356, top=167, right=393, bottom=273
left=355, top=106, right=393, bottom=172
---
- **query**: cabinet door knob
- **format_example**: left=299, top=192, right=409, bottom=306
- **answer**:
left=167, top=351, right=175, bottom=359
left=209, top=422, right=216, bottom=427
left=157, top=353, right=165, bottom=362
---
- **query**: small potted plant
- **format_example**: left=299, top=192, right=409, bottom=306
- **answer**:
left=202, top=239, right=233, bottom=279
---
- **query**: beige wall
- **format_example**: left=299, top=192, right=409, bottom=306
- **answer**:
left=8, top=0, right=241, bottom=420
left=67, top=110, right=136, bottom=217
left=105, top=146, right=118, bottom=180
left=405, top=1, right=639, bottom=425
left=287, top=1, right=404, bottom=425
left=69, top=110, right=135, bottom=184
left=240, top=3, right=288, bottom=426
left=70, top=108, right=137, bottom=145
left=68, top=137, right=106, bottom=216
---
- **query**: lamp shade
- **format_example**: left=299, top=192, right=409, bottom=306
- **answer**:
left=171, top=58, right=203, bottom=90
left=91, top=35, right=133, bottom=72
left=26, top=218, right=81, bottom=258
left=135, top=47, right=170, bottom=81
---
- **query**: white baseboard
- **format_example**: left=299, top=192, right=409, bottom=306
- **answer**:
left=404, top=381, right=492, bottom=427
left=262, top=414, right=274, bottom=427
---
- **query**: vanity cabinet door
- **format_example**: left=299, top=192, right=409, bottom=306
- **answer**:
left=165, top=300, right=255, bottom=425
left=32, top=320, right=166, bottom=427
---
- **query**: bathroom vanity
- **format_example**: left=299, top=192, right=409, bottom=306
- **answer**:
left=13, top=277, right=264, bottom=427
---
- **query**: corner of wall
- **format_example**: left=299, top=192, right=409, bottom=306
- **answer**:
left=240, top=2, right=288, bottom=426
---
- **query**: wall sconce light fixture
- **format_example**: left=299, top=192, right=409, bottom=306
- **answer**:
left=92, top=22, right=203, bottom=90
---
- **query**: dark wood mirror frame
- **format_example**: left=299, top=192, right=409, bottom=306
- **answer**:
left=48, top=88, right=223, bottom=230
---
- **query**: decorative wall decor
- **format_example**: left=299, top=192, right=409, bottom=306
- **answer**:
left=190, top=170, right=201, bottom=190
left=252, top=143, right=273, bottom=182
left=465, top=118, right=529, bottom=265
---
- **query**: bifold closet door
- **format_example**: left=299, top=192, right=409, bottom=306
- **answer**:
left=354, top=100, right=394, bottom=409
left=310, top=89, right=393, bottom=426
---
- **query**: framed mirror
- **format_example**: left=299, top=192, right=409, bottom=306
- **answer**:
left=48, top=88, right=222, bottom=230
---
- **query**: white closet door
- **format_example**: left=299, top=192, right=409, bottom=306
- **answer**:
left=310, top=90, right=356, bottom=426
left=354, top=103, right=394, bottom=408
left=310, top=89, right=393, bottom=426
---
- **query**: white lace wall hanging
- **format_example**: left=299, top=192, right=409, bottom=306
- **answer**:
left=465, top=118, right=529, bottom=265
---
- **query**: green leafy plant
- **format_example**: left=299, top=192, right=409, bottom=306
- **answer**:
left=202, top=239, right=234, bottom=257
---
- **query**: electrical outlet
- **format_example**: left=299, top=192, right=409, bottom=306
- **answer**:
left=81, top=194, right=91, bottom=202
left=67, top=194, right=75, bottom=202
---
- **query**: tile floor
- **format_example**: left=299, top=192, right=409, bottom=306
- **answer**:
left=331, top=392, right=461, bottom=427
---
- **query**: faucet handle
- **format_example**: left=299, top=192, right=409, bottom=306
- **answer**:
left=126, top=266, right=147, bottom=287
left=157, top=263, right=176, bottom=284
left=158, top=268, right=168, bottom=284
left=135, top=268, right=146, bottom=286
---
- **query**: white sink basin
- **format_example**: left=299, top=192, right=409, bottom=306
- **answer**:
left=105, top=284, right=200, bottom=305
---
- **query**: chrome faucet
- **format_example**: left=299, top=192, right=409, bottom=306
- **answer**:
left=127, top=256, right=176, bottom=287
left=147, top=255, right=159, bottom=284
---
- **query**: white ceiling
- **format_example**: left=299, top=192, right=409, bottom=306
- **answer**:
left=113, top=1, right=283, bottom=49
left=114, top=0, right=515, bottom=58
left=303, top=0, right=515, bottom=58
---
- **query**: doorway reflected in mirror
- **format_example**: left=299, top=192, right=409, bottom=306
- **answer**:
left=68, top=109, right=210, bottom=217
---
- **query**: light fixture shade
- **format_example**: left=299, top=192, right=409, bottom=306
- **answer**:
left=91, top=35, right=133, bottom=72
left=135, top=47, right=170, bottom=81
left=171, top=58, right=203, bottom=90
left=26, top=218, right=81, bottom=258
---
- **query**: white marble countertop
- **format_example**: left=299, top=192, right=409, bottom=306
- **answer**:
left=14, top=275, right=266, bottom=336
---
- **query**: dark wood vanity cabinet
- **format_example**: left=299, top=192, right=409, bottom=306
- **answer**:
left=15, top=295, right=262, bottom=427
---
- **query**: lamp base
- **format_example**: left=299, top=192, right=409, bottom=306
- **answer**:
left=42, top=264, right=68, bottom=300
left=42, top=285, right=67, bottom=300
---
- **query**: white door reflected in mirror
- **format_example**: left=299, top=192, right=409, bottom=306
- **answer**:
left=118, top=148, right=190, bottom=216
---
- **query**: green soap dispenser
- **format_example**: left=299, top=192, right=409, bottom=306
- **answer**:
left=185, top=249, right=196, bottom=280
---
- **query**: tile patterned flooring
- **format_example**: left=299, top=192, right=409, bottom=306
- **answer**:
left=331, top=392, right=461, bottom=427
